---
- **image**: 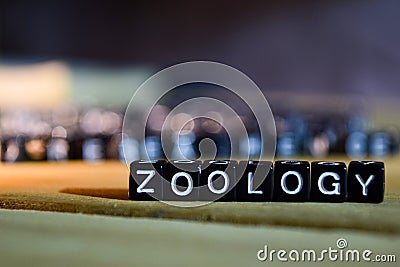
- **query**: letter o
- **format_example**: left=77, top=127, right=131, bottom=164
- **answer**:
left=208, top=170, right=229, bottom=194
left=281, top=171, right=303, bottom=194
left=171, top=172, right=193, bottom=196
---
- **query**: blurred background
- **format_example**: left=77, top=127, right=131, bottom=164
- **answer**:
left=1, top=0, right=400, bottom=163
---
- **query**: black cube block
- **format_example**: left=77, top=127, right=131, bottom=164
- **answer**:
left=236, top=161, right=274, bottom=202
left=129, top=160, right=165, bottom=201
left=347, top=161, right=385, bottom=203
left=310, top=161, right=347, bottom=202
left=163, top=160, right=201, bottom=201
left=199, top=160, right=237, bottom=202
left=1, top=137, right=28, bottom=162
left=273, top=160, right=310, bottom=202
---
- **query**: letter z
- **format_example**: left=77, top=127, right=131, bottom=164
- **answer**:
left=136, top=170, right=156, bottom=193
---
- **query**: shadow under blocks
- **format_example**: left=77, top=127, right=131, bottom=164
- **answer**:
left=129, top=160, right=385, bottom=203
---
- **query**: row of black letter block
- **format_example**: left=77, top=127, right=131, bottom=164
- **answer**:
left=129, top=160, right=385, bottom=203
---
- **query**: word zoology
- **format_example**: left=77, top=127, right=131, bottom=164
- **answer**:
left=129, top=160, right=384, bottom=203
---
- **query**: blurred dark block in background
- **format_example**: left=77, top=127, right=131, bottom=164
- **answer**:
left=1, top=105, right=398, bottom=163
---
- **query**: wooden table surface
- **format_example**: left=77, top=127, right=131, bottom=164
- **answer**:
left=0, top=159, right=399, bottom=266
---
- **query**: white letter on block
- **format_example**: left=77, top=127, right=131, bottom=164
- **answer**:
left=355, top=174, right=375, bottom=196
left=248, top=172, right=263, bottom=194
left=281, top=171, right=303, bottom=194
left=136, top=170, right=155, bottom=193
left=318, top=172, right=341, bottom=195
left=208, top=170, right=229, bottom=194
left=171, top=172, right=193, bottom=196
